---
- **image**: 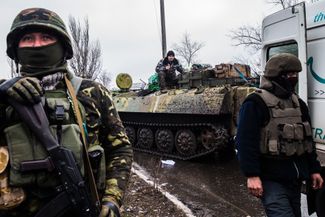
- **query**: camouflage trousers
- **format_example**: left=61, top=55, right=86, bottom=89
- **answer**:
left=158, top=71, right=179, bottom=89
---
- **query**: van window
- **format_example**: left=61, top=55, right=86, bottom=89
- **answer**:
left=267, top=43, right=298, bottom=60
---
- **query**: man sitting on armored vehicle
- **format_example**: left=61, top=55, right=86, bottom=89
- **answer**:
left=155, top=50, right=184, bottom=93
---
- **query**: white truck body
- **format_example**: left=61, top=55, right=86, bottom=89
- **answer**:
left=261, top=1, right=325, bottom=165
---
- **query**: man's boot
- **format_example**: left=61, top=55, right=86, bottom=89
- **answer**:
left=158, top=72, right=167, bottom=93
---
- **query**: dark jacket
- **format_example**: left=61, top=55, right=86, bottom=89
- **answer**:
left=155, top=57, right=183, bottom=74
left=236, top=92, right=321, bottom=182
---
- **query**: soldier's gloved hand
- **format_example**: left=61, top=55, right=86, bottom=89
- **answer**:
left=99, top=201, right=121, bottom=217
left=0, top=77, right=43, bottom=104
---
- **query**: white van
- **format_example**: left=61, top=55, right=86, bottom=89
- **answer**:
left=261, top=1, right=325, bottom=166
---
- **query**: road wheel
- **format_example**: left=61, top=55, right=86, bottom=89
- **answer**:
left=155, top=129, right=174, bottom=153
left=175, top=129, right=197, bottom=156
left=137, top=128, right=154, bottom=149
left=200, top=128, right=216, bottom=150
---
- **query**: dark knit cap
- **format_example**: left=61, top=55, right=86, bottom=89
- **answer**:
left=166, top=50, right=175, bottom=57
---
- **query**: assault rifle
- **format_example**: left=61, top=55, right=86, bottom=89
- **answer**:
left=8, top=99, right=99, bottom=217
left=166, top=63, right=183, bottom=73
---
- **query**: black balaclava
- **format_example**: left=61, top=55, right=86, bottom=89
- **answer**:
left=17, top=41, right=68, bottom=77
left=270, top=73, right=298, bottom=99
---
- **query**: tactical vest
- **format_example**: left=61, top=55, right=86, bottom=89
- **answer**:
left=3, top=77, right=106, bottom=190
left=255, top=89, right=313, bottom=157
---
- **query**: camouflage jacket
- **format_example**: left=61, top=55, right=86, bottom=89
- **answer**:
left=0, top=76, right=133, bottom=216
left=77, top=78, right=133, bottom=206
left=155, top=57, right=184, bottom=74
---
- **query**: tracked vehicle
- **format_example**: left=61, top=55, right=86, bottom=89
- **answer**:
left=112, top=64, right=258, bottom=160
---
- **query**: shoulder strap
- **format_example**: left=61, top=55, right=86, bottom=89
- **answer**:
left=244, top=92, right=270, bottom=126
left=291, top=93, right=300, bottom=108
left=70, top=74, right=83, bottom=94
left=254, top=89, right=280, bottom=107
left=64, top=75, right=101, bottom=209
left=64, top=75, right=87, bottom=146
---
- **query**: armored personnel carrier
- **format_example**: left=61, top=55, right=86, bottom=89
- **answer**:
left=112, top=64, right=258, bottom=160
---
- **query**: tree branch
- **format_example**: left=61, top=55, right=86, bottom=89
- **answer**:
left=228, top=25, right=262, bottom=52
left=68, top=15, right=109, bottom=85
left=266, top=0, right=303, bottom=9
left=173, top=32, right=205, bottom=67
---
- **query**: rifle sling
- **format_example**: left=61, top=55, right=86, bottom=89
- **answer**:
left=64, top=75, right=101, bottom=209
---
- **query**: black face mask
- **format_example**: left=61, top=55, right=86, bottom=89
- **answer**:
left=287, top=76, right=298, bottom=88
left=271, top=76, right=297, bottom=99
left=17, top=42, right=65, bottom=68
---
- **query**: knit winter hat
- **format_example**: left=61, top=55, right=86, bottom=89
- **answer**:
left=166, top=50, right=175, bottom=57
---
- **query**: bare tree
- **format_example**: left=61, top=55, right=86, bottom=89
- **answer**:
left=229, top=0, right=307, bottom=51
left=228, top=25, right=262, bottom=53
left=68, top=16, right=106, bottom=81
left=228, top=0, right=307, bottom=71
left=172, top=32, right=205, bottom=67
left=97, top=71, right=112, bottom=88
left=267, top=0, right=304, bottom=9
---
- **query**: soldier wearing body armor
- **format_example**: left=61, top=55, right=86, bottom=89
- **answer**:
left=155, top=50, right=184, bottom=93
left=0, top=8, right=133, bottom=217
left=236, top=53, right=323, bottom=217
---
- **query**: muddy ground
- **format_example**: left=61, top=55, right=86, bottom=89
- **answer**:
left=122, top=172, right=187, bottom=217
left=120, top=152, right=314, bottom=217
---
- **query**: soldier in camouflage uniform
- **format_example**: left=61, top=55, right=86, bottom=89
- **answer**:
left=155, top=50, right=183, bottom=93
left=0, top=8, right=133, bottom=217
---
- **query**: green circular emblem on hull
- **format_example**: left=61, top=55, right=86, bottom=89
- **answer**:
left=116, top=73, right=133, bottom=90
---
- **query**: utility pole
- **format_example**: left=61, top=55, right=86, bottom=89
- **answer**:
left=160, top=0, right=167, bottom=58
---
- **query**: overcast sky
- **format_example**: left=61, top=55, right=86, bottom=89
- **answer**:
left=0, top=0, right=283, bottom=87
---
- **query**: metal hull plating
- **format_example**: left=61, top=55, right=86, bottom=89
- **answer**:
left=113, top=86, right=256, bottom=160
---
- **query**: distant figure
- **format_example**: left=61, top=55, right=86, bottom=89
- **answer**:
left=155, top=50, right=184, bottom=93
left=236, top=53, right=323, bottom=217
